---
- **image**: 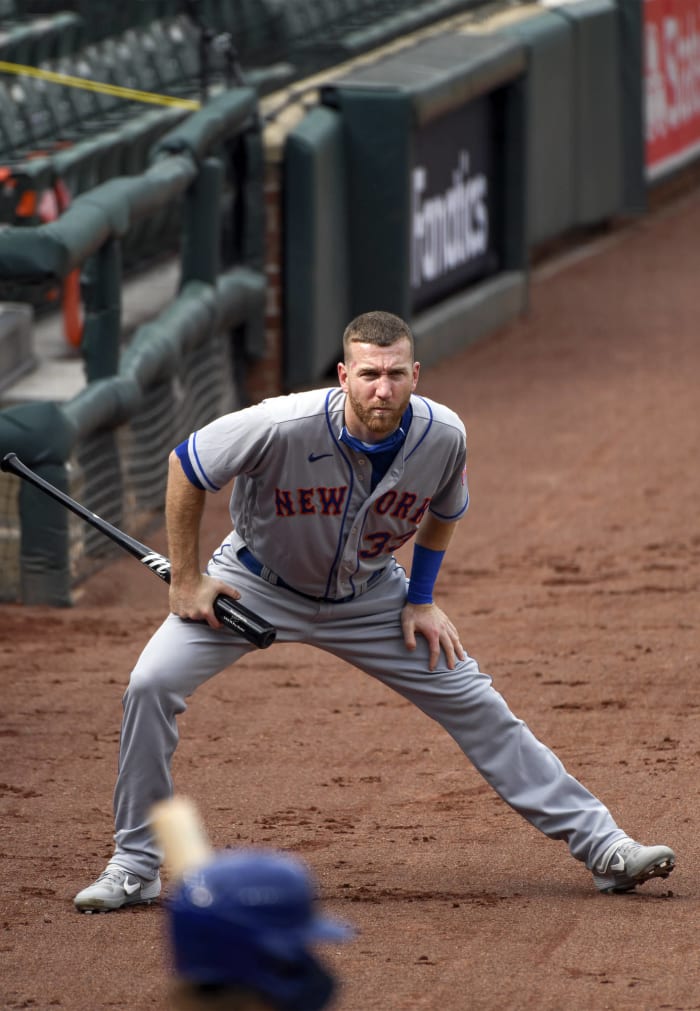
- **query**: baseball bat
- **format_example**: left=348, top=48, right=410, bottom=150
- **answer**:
left=1, top=452, right=277, bottom=649
left=150, top=796, right=212, bottom=881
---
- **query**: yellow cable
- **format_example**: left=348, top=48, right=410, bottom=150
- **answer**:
left=0, top=60, right=201, bottom=110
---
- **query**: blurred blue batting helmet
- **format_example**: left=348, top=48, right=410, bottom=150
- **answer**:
left=167, top=849, right=353, bottom=1011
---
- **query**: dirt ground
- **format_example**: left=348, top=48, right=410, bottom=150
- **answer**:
left=2, top=186, right=700, bottom=1011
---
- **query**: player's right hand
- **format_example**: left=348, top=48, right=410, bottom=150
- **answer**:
left=401, top=601, right=465, bottom=671
left=169, top=573, right=241, bottom=629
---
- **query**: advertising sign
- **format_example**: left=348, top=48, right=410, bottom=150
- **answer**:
left=645, top=0, right=700, bottom=178
left=410, top=93, right=500, bottom=312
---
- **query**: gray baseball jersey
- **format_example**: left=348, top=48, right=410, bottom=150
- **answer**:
left=176, top=387, right=469, bottom=600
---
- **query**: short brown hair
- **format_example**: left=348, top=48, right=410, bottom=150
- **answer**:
left=342, top=311, right=414, bottom=360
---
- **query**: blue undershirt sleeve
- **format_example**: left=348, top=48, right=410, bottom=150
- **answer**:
left=174, top=439, right=205, bottom=490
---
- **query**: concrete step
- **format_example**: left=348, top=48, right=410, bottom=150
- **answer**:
left=0, top=258, right=179, bottom=409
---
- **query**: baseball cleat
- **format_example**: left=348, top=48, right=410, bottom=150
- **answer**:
left=592, top=839, right=675, bottom=894
left=73, top=863, right=161, bottom=912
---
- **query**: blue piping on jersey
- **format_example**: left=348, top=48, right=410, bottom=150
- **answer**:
left=210, top=541, right=232, bottom=565
left=324, top=390, right=356, bottom=599
left=348, top=507, right=373, bottom=595
left=323, top=388, right=339, bottom=442
left=407, top=397, right=469, bottom=519
left=430, top=498, right=469, bottom=521
left=405, top=397, right=433, bottom=461
left=176, top=433, right=220, bottom=492
left=345, top=413, right=412, bottom=590
left=191, top=431, right=221, bottom=492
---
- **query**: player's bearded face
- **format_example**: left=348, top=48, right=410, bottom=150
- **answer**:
left=338, top=338, right=420, bottom=443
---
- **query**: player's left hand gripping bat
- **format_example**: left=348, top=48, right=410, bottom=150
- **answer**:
left=1, top=452, right=277, bottom=649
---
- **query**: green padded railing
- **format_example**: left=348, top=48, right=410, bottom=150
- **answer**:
left=0, top=87, right=266, bottom=604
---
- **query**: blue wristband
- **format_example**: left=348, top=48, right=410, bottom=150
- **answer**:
left=406, top=544, right=445, bottom=605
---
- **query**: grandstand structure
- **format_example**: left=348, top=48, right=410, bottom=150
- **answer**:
left=0, top=0, right=647, bottom=604
left=0, top=0, right=493, bottom=384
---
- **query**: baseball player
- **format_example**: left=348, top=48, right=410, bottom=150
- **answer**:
left=74, top=310, right=675, bottom=912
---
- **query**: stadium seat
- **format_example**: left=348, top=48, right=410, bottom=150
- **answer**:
left=0, top=12, right=84, bottom=65
left=283, top=0, right=481, bottom=71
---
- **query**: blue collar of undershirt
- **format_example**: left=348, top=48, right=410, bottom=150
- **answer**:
left=340, top=406, right=412, bottom=491
left=339, top=405, right=412, bottom=455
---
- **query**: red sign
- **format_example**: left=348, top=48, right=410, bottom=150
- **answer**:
left=645, top=0, right=700, bottom=178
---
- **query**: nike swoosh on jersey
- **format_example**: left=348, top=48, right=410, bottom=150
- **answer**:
left=308, top=452, right=333, bottom=462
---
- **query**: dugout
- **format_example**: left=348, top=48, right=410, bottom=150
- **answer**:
left=283, top=28, right=528, bottom=386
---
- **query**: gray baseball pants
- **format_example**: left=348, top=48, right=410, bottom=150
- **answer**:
left=112, top=553, right=626, bottom=880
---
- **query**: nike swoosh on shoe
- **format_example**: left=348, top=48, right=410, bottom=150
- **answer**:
left=123, top=877, right=142, bottom=895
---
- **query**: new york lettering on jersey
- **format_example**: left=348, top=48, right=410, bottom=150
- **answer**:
left=273, top=485, right=433, bottom=559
